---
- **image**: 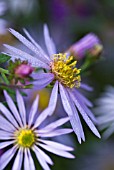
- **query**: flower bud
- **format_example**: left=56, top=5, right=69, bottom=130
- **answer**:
left=67, top=33, right=102, bottom=60
left=15, top=64, right=34, bottom=78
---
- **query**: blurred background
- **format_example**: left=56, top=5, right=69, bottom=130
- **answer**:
left=1, top=0, right=114, bottom=170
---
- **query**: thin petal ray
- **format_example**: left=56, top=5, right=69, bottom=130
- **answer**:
left=0, top=140, right=15, bottom=149
left=69, top=91, right=101, bottom=138
left=39, top=139, right=74, bottom=151
left=48, top=80, right=58, bottom=116
left=39, top=143, right=75, bottom=159
left=33, top=146, right=51, bottom=170
left=4, top=90, right=23, bottom=126
left=39, top=117, right=69, bottom=132
left=34, top=145, right=53, bottom=165
left=44, top=24, right=56, bottom=56
left=23, top=28, right=50, bottom=61
left=28, top=95, right=39, bottom=126
left=38, top=129, right=73, bottom=137
left=59, top=83, right=73, bottom=116
left=0, top=146, right=17, bottom=170
left=16, top=90, right=26, bottom=126
left=9, top=28, right=50, bottom=63
left=12, top=148, right=23, bottom=170
left=0, top=102, right=19, bottom=129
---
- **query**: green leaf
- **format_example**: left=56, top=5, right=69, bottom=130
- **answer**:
left=0, top=54, right=11, bottom=64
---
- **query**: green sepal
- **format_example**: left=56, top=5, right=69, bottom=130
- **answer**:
left=0, top=54, right=11, bottom=64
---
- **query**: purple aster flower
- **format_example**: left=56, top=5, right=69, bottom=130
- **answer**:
left=0, top=1, right=7, bottom=35
left=68, top=33, right=102, bottom=59
left=0, top=1, right=7, bottom=16
left=3, top=25, right=100, bottom=143
left=0, top=19, right=7, bottom=35
left=0, top=90, right=74, bottom=170
left=94, top=86, right=114, bottom=139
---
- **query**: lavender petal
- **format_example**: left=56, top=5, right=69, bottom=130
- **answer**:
left=28, top=95, right=39, bottom=127
left=44, top=24, right=56, bottom=56
left=12, top=148, right=23, bottom=170
left=48, top=80, right=58, bottom=116
left=9, top=28, right=50, bottom=63
left=0, top=146, right=17, bottom=170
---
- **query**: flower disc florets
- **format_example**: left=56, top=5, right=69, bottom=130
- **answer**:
left=15, top=128, right=35, bottom=148
left=50, top=53, right=81, bottom=88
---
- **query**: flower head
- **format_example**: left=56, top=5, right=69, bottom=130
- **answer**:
left=0, top=90, right=74, bottom=170
left=4, top=25, right=100, bottom=143
left=94, top=86, right=114, bottom=139
left=50, top=53, right=81, bottom=88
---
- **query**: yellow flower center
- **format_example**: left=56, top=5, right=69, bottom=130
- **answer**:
left=16, top=128, right=35, bottom=148
left=51, top=53, right=81, bottom=88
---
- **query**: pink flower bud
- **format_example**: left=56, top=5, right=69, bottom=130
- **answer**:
left=15, top=64, right=34, bottom=78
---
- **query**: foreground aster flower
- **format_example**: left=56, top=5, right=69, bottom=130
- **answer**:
left=3, top=25, right=100, bottom=143
left=0, top=90, right=74, bottom=170
left=94, top=86, right=114, bottom=139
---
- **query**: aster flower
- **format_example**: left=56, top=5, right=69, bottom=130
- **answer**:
left=3, top=25, right=100, bottom=143
left=94, top=86, right=114, bottom=139
left=0, top=90, right=74, bottom=170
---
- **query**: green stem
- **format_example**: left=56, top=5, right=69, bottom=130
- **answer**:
left=80, top=60, right=91, bottom=74
left=0, top=68, right=9, bottom=74
left=1, top=73, right=9, bottom=85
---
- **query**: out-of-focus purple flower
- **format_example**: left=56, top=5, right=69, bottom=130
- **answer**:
left=0, top=90, right=74, bottom=170
left=94, top=86, right=114, bottom=139
left=0, top=1, right=7, bottom=16
left=0, top=1, right=8, bottom=35
left=67, top=33, right=102, bottom=60
left=0, top=19, right=8, bottom=35
left=49, top=0, right=70, bottom=22
left=4, top=25, right=101, bottom=143
left=15, top=63, right=34, bottom=78
left=74, top=1, right=96, bottom=17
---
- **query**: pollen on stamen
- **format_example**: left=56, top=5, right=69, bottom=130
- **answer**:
left=15, top=128, right=36, bottom=148
left=50, top=53, right=81, bottom=88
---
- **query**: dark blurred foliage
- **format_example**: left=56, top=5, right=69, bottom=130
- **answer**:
left=2, top=0, right=114, bottom=170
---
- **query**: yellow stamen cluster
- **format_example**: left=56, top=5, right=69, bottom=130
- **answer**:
left=51, top=53, right=81, bottom=88
left=16, top=128, right=35, bottom=148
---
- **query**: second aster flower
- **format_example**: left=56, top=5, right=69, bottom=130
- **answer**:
left=94, top=86, right=114, bottom=139
left=4, top=25, right=100, bottom=143
left=0, top=90, right=74, bottom=170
